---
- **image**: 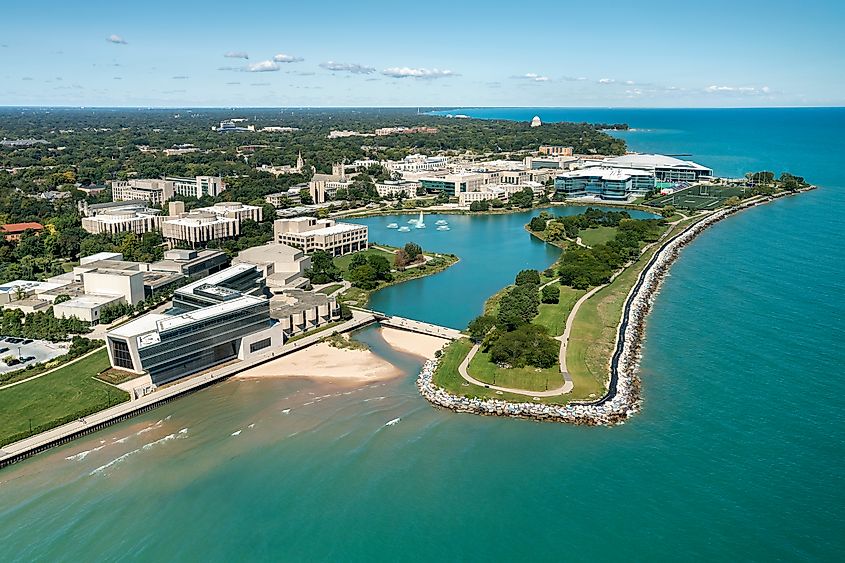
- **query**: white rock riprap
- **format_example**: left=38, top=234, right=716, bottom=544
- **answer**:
left=416, top=191, right=808, bottom=425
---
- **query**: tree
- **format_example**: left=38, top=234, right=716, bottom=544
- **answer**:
left=467, top=315, right=496, bottom=342
left=53, top=294, right=71, bottom=304
left=299, top=188, right=314, bottom=205
left=469, top=200, right=490, bottom=212
left=529, top=216, right=548, bottom=231
left=515, top=269, right=541, bottom=286
left=660, top=205, right=676, bottom=218
left=489, top=323, right=558, bottom=368
left=541, top=284, right=560, bottom=304
left=305, top=250, right=341, bottom=284
left=496, top=283, right=539, bottom=331
left=339, top=302, right=353, bottom=320
left=509, top=186, right=534, bottom=208
left=394, top=249, right=409, bottom=270
left=403, top=242, right=422, bottom=262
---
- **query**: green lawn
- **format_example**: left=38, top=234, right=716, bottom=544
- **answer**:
left=535, top=285, right=585, bottom=336
left=578, top=226, right=618, bottom=247
left=467, top=349, right=562, bottom=392
left=317, top=283, right=344, bottom=296
left=334, top=247, right=396, bottom=271
left=285, top=320, right=346, bottom=343
left=0, top=349, right=129, bottom=447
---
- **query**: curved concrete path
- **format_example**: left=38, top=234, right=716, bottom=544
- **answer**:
left=458, top=342, right=573, bottom=398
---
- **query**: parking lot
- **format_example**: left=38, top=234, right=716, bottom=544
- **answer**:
left=0, top=337, right=68, bottom=374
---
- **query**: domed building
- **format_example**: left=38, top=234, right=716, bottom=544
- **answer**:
left=530, top=115, right=542, bottom=127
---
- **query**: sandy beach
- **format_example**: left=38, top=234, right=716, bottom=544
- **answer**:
left=379, top=327, right=450, bottom=359
left=232, top=341, right=402, bottom=382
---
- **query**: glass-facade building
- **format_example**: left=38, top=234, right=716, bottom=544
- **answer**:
left=555, top=168, right=655, bottom=200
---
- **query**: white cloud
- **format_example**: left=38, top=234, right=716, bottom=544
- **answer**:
left=224, top=51, right=249, bottom=59
left=246, top=60, right=280, bottom=72
left=598, top=78, right=615, bottom=84
left=381, top=67, right=457, bottom=79
left=624, top=80, right=635, bottom=85
left=106, top=34, right=127, bottom=45
left=513, top=73, right=550, bottom=82
left=705, top=84, right=769, bottom=94
left=273, top=53, right=304, bottom=63
left=319, top=61, right=376, bottom=74
left=172, top=75, right=189, bottom=80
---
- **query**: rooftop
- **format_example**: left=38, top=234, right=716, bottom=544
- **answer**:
left=1, top=222, right=44, bottom=233
left=176, top=263, right=257, bottom=296
left=56, top=294, right=123, bottom=309
left=234, top=243, right=303, bottom=264
left=603, top=153, right=711, bottom=171
left=558, top=167, right=654, bottom=181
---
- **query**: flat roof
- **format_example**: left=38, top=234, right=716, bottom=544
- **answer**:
left=0, top=280, right=66, bottom=294
left=558, top=167, right=653, bottom=181
left=603, top=153, right=711, bottom=171
left=176, top=263, right=257, bottom=295
left=57, top=294, right=123, bottom=309
left=234, top=243, right=302, bottom=264
left=285, top=223, right=366, bottom=237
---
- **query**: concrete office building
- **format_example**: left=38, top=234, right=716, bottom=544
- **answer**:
left=233, top=243, right=311, bottom=291
left=112, top=176, right=226, bottom=204
left=265, top=187, right=304, bottom=207
left=195, top=202, right=263, bottom=223
left=150, top=249, right=230, bottom=280
left=554, top=167, right=655, bottom=200
left=375, top=180, right=419, bottom=198
left=274, top=217, right=368, bottom=256
left=161, top=212, right=239, bottom=247
left=270, top=289, right=339, bottom=339
left=539, top=145, right=574, bottom=156
left=80, top=202, right=163, bottom=235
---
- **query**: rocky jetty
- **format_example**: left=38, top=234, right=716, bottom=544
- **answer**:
left=417, top=191, right=808, bottom=425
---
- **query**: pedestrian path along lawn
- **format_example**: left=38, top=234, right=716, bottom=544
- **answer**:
left=0, top=349, right=129, bottom=447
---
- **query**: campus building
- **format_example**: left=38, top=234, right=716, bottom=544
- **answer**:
left=554, top=167, right=655, bottom=200
left=273, top=217, right=368, bottom=256
left=270, top=289, right=339, bottom=339
left=1, top=222, right=44, bottom=242
left=112, top=176, right=226, bottom=204
left=106, top=264, right=279, bottom=385
left=375, top=180, right=419, bottom=198
left=79, top=201, right=164, bottom=235
left=233, top=243, right=311, bottom=291
left=539, top=145, right=574, bottom=156
left=419, top=172, right=491, bottom=196
left=599, top=154, right=713, bottom=182
left=161, top=212, right=239, bottom=246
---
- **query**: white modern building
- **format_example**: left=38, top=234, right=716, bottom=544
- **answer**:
left=80, top=202, right=164, bottom=235
left=554, top=167, right=656, bottom=200
left=375, top=180, right=419, bottom=198
left=273, top=217, right=368, bottom=256
left=195, top=202, right=263, bottom=223
left=598, top=154, right=713, bottom=182
left=112, top=176, right=226, bottom=204
left=106, top=264, right=279, bottom=385
left=386, top=154, right=448, bottom=173
left=233, top=243, right=311, bottom=291
left=161, top=212, right=240, bottom=246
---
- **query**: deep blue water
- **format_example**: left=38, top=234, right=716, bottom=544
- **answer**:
left=0, top=108, right=842, bottom=562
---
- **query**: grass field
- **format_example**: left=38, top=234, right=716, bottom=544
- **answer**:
left=333, top=247, right=396, bottom=271
left=565, top=217, right=704, bottom=401
left=535, top=285, right=585, bottom=336
left=0, top=349, right=129, bottom=447
left=645, top=185, right=748, bottom=210
left=467, top=349, right=562, bottom=392
left=317, top=283, right=344, bottom=295
left=578, top=226, right=618, bottom=247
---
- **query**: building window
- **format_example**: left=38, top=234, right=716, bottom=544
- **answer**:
left=111, top=339, right=134, bottom=370
left=249, top=338, right=272, bottom=353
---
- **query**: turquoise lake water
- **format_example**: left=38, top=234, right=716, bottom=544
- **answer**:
left=1, top=108, right=843, bottom=561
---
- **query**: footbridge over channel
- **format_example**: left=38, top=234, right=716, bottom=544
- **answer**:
left=353, top=307, right=463, bottom=341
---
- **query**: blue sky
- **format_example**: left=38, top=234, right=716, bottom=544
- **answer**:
left=1, top=0, right=843, bottom=107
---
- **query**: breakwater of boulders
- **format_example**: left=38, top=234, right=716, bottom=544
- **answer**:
left=416, top=190, right=810, bottom=425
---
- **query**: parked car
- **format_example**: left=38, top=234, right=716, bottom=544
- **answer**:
left=0, top=347, right=8, bottom=354
left=22, top=339, right=33, bottom=345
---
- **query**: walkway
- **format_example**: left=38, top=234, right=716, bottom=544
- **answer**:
left=379, top=316, right=462, bottom=340
left=457, top=343, right=573, bottom=397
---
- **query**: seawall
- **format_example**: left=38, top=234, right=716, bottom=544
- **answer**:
left=417, top=188, right=814, bottom=425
